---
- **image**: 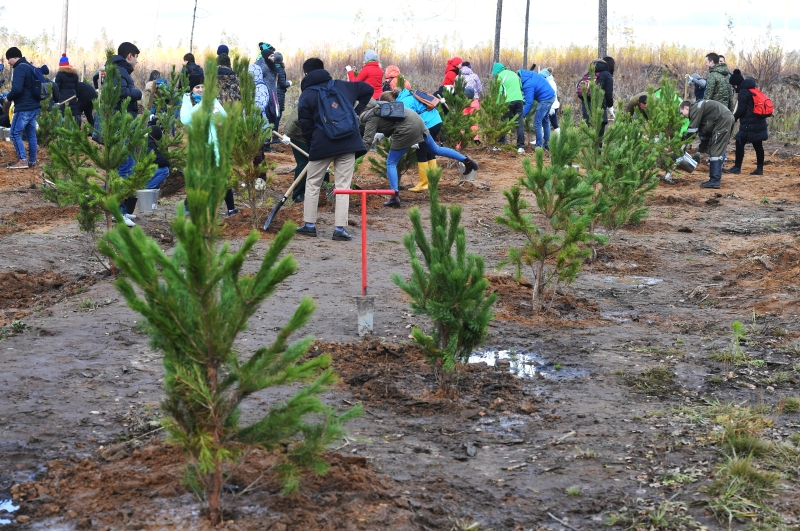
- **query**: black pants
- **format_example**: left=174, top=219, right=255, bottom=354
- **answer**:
left=183, top=189, right=235, bottom=213
left=79, top=101, right=95, bottom=127
left=734, top=139, right=764, bottom=169
left=500, top=100, right=525, bottom=148
left=415, top=123, right=442, bottom=163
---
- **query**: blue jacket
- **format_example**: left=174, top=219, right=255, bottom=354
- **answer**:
left=297, top=69, right=373, bottom=161
left=8, top=58, right=40, bottom=113
left=111, top=55, right=142, bottom=117
left=396, top=88, right=442, bottom=129
left=518, top=70, right=555, bottom=116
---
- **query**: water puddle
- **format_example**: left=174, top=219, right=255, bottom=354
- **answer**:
left=0, top=497, right=19, bottom=526
left=600, top=310, right=639, bottom=323
left=604, top=275, right=663, bottom=287
left=468, top=349, right=585, bottom=379
left=474, top=413, right=528, bottom=436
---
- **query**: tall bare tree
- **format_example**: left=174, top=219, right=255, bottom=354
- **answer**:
left=598, top=0, right=607, bottom=57
left=60, top=0, right=69, bottom=55
left=493, top=0, right=503, bottom=64
left=523, top=0, right=530, bottom=70
left=190, top=0, right=198, bottom=53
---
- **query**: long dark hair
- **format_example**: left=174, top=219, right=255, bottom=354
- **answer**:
left=603, top=56, right=615, bottom=76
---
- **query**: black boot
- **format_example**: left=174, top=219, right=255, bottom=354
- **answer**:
left=750, top=167, right=763, bottom=175
left=462, top=157, right=479, bottom=174
left=701, top=160, right=722, bottom=189
left=723, top=166, right=741, bottom=174
left=383, top=191, right=401, bottom=207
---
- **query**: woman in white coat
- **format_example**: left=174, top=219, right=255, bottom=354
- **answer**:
left=540, top=68, right=560, bottom=133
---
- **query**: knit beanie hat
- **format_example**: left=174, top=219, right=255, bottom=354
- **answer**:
left=274, top=52, right=283, bottom=63
left=217, top=44, right=229, bottom=56
left=464, top=87, right=475, bottom=99
left=5, top=47, right=22, bottom=60
left=540, top=68, right=551, bottom=78
left=729, top=69, right=744, bottom=87
left=259, top=42, right=276, bottom=61
left=40, top=65, right=50, bottom=76
left=188, top=72, right=205, bottom=92
left=364, top=50, right=378, bottom=63
left=59, top=53, right=70, bottom=67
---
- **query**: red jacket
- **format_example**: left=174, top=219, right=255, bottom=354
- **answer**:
left=442, top=57, right=462, bottom=86
left=348, top=61, right=384, bottom=99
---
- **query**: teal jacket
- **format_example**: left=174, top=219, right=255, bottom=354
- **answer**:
left=180, top=93, right=228, bottom=164
left=396, top=88, right=442, bottom=129
left=492, top=63, right=523, bottom=104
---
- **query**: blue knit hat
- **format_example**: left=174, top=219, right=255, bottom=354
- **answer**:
left=217, top=44, right=229, bottom=56
left=59, top=53, right=70, bottom=67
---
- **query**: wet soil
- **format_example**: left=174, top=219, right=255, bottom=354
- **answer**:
left=1, top=140, right=800, bottom=530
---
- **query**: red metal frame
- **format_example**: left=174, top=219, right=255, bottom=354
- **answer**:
left=333, top=189, right=395, bottom=296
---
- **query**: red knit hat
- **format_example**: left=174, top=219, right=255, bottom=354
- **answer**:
left=59, top=53, right=70, bottom=67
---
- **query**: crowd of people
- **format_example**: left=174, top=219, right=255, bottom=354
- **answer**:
left=0, top=41, right=772, bottom=234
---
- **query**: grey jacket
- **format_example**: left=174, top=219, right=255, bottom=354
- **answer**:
left=361, top=99, right=427, bottom=151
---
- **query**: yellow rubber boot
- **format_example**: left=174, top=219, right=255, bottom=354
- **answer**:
left=409, top=161, right=430, bottom=192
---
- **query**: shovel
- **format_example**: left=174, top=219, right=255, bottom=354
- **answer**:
left=262, top=164, right=310, bottom=231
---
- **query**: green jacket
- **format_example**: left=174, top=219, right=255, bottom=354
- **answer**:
left=283, top=107, right=304, bottom=144
left=686, top=99, right=733, bottom=138
left=704, top=64, right=734, bottom=111
left=492, top=63, right=523, bottom=104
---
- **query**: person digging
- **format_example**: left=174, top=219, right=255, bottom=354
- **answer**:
left=680, top=100, right=733, bottom=189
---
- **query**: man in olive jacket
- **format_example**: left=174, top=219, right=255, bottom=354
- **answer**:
left=681, top=99, right=734, bottom=189
left=703, top=53, right=734, bottom=112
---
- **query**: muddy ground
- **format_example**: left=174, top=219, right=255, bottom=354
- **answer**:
left=1, top=136, right=799, bottom=531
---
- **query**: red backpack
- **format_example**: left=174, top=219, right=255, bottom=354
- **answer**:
left=749, top=88, right=774, bottom=117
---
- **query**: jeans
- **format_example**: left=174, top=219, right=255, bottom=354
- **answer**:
left=500, top=100, right=525, bottom=148
left=387, top=134, right=466, bottom=191
left=549, top=110, right=559, bottom=130
left=533, top=96, right=555, bottom=148
left=10, top=108, right=39, bottom=163
left=146, top=166, right=170, bottom=189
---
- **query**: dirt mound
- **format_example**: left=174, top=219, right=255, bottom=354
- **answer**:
left=0, top=269, right=95, bottom=326
left=11, top=441, right=415, bottom=531
left=587, top=244, right=660, bottom=274
left=316, top=340, right=528, bottom=412
left=486, top=274, right=599, bottom=325
left=0, top=205, right=79, bottom=236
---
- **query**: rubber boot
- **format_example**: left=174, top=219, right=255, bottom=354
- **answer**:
left=409, top=162, right=429, bottom=192
left=723, top=166, right=741, bottom=174
left=383, top=191, right=401, bottom=207
left=701, top=160, right=722, bottom=189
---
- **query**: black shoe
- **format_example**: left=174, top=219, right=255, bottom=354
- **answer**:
left=700, top=180, right=721, bottom=189
left=723, top=166, right=741, bottom=174
left=383, top=192, right=401, bottom=208
left=462, top=157, right=479, bottom=174
left=226, top=208, right=239, bottom=217
left=292, top=194, right=304, bottom=203
left=332, top=228, right=352, bottom=241
left=296, top=225, right=317, bottom=237
left=750, top=168, right=763, bottom=175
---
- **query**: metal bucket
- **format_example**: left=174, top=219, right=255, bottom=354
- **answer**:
left=135, top=189, right=160, bottom=213
left=675, top=152, right=698, bottom=173
left=458, top=161, right=477, bottom=182
left=0, top=127, right=10, bottom=141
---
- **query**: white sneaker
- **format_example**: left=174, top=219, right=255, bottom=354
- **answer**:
left=517, top=147, right=525, bottom=154
left=123, top=217, right=136, bottom=227
left=123, top=213, right=137, bottom=220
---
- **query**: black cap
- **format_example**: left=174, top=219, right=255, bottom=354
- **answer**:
left=5, top=47, right=22, bottom=60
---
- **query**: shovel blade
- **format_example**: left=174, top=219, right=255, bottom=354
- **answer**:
left=262, top=197, right=286, bottom=231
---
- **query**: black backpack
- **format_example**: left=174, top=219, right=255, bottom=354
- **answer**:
left=26, top=64, right=49, bottom=101
left=307, top=80, right=359, bottom=140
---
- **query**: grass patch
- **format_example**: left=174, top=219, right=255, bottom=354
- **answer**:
left=604, top=500, right=706, bottom=530
left=781, top=397, right=800, bottom=413
left=763, top=372, right=792, bottom=386
left=77, top=299, right=98, bottom=311
left=566, top=486, right=581, bottom=496
left=705, top=455, right=782, bottom=526
left=620, top=366, right=677, bottom=394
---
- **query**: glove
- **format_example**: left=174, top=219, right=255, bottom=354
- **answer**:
left=607, top=107, right=616, bottom=121
left=411, top=143, right=420, bottom=150
left=345, top=66, right=353, bottom=72
left=374, top=133, right=385, bottom=142
left=280, top=134, right=291, bottom=145
left=286, top=80, right=292, bottom=87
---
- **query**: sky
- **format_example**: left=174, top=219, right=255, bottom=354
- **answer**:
left=2, top=0, right=799, bottom=57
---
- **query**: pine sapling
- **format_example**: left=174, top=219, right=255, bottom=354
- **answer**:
left=496, top=109, right=606, bottom=310
left=643, top=74, right=691, bottom=177
left=98, top=71, right=359, bottom=524
left=367, top=137, right=415, bottom=182
left=150, top=67, right=187, bottom=173
left=230, top=56, right=274, bottom=228
left=36, top=85, right=63, bottom=149
left=392, top=167, right=496, bottom=393
left=439, top=76, right=478, bottom=149
left=44, top=52, right=154, bottom=235
left=477, top=76, right=516, bottom=150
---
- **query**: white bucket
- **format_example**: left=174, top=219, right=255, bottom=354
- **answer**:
left=0, top=127, right=10, bottom=141
left=136, top=189, right=160, bottom=213
left=458, top=162, right=477, bottom=182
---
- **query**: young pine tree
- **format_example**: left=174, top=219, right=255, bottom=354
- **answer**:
left=392, top=167, right=496, bottom=393
left=36, top=85, right=63, bottom=148
left=439, top=76, right=478, bottom=149
left=98, top=72, right=359, bottom=524
left=496, top=109, right=607, bottom=311
left=230, top=55, right=273, bottom=228
left=44, top=52, right=154, bottom=234
left=150, top=67, right=187, bottom=173
left=643, top=74, right=690, bottom=177
left=477, top=76, right=516, bottom=150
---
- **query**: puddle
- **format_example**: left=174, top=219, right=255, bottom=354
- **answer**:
left=0, top=497, right=19, bottom=526
left=468, top=348, right=585, bottom=379
left=604, top=275, right=663, bottom=287
left=600, top=311, right=639, bottom=323
left=475, top=413, right=528, bottom=436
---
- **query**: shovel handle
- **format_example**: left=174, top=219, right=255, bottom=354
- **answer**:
left=272, top=130, right=309, bottom=157
left=282, top=164, right=311, bottom=199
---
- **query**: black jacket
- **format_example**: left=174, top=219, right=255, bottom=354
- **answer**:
left=92, top=71, right=105, bottom=89
left=276, top=66, right=290, bottom=112
left=55, top=66, right=81, bottom=116
left=111, top=55, right=142, bottom=116
left=147, top=134, right=169, bottom=168
left=593, top=60, right=614, bottom=110
left=734, top=78, right=769, bottom=144
left=76, top=81, right=97, bottom=103
left=297, top=69, right=372, bottom=161
left=7, top=58, right=40, bottom=112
